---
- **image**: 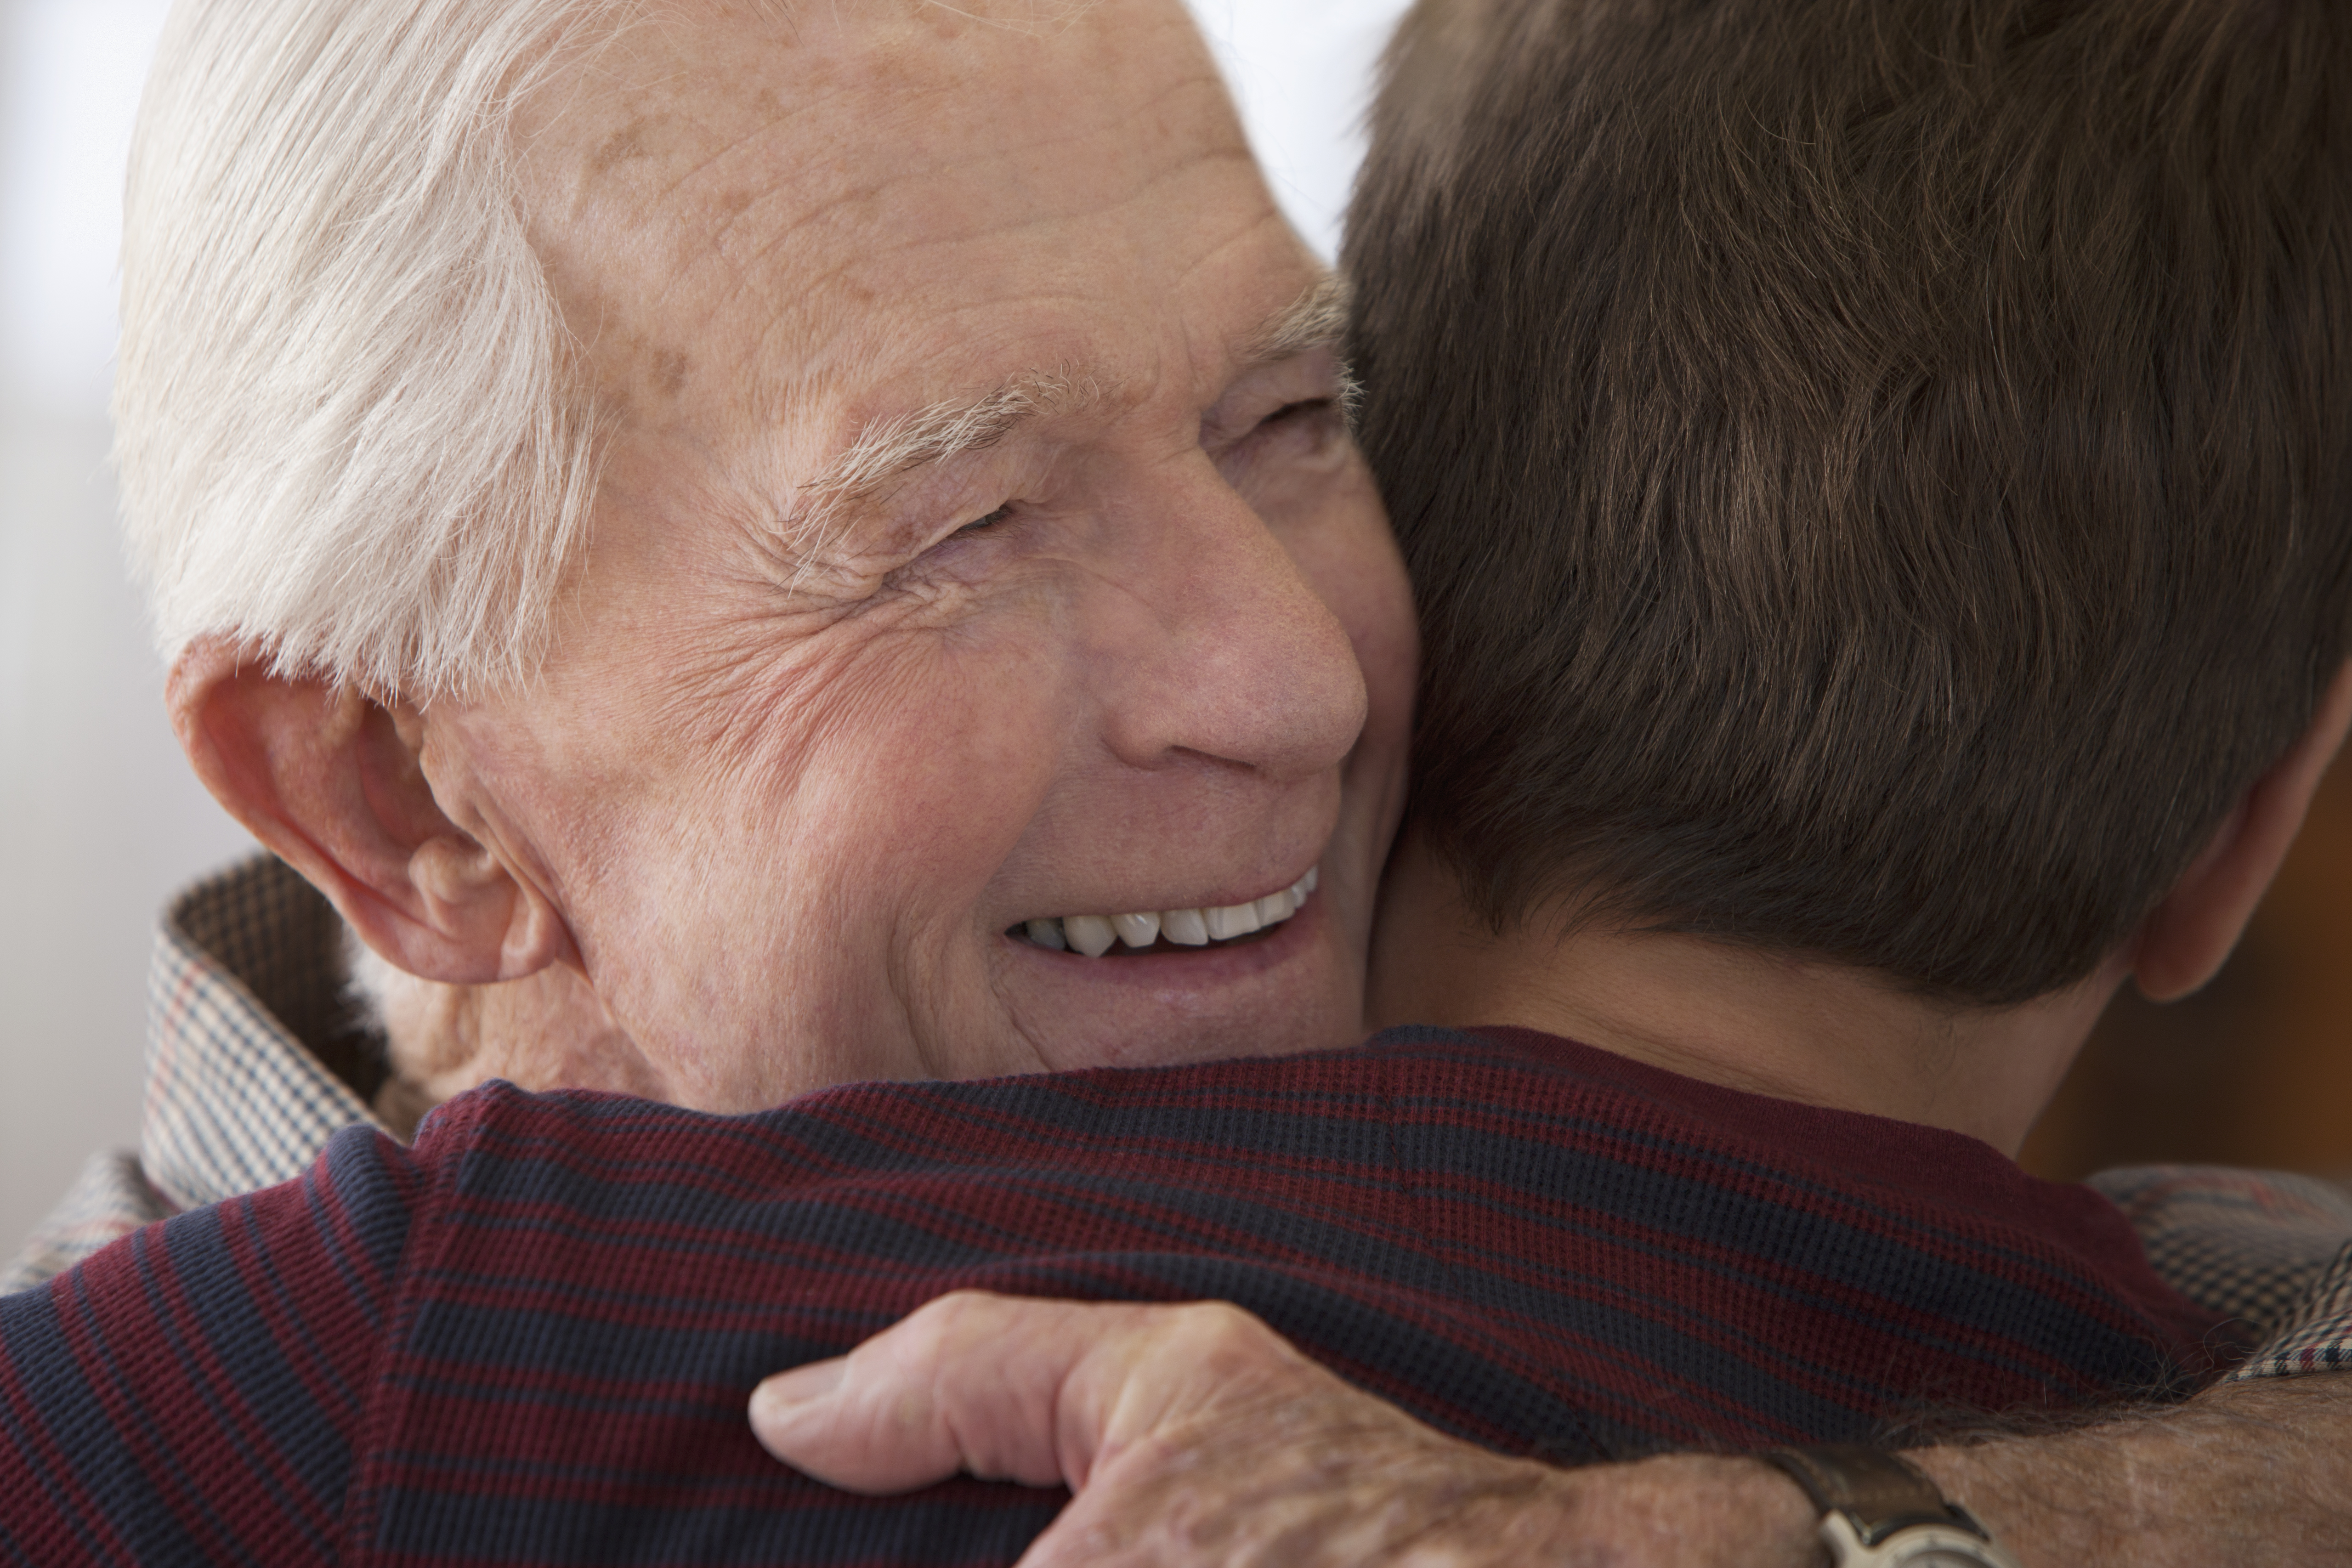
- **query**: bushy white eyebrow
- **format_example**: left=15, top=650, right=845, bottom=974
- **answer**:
left=797, top=273, right=1355, bottom=528
left=1251, top=272, right=1351, bottom=365
left=804, top=369, right=1103, bottom=515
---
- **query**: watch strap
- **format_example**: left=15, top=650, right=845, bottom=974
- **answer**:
left=1761, top=1445, right=1988, bottom=1549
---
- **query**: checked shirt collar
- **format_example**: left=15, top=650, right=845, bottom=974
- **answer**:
left=138, top=854, right=388, bottom=1212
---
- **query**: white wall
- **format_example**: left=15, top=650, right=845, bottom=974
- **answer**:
left=0, top=0, right=256, bottom=1259
left=0, top=0, right=1409, bottom=1258
left=1186, top=0, right=1410, bottom=264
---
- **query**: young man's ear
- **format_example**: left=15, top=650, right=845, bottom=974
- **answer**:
left=2131, top=659, right=2352, bottom=1003
left=166, top=635, right=576, bottom=987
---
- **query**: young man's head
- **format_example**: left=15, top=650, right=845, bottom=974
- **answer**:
left=1350, top=0, right=2352, bottom=1138
left=1353, top=0, right=2350, bottom=993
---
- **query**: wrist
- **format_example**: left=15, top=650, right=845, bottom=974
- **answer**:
left=1764, top=1445, right=2024, bottom=1567
left=1535, top=1452, right=1819, bottom=1568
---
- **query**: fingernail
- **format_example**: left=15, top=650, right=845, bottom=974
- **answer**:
left=753, top=1356, right=847, bottom=1419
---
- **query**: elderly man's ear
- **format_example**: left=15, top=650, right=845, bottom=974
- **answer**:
left=167, top=636, right=579, bottom=987
left=2130, top=658, right=2352, bottom=1003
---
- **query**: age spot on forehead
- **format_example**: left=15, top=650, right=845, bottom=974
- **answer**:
left=517, top=0, right=1288, bottom=493
left=589, top=117, right=659, bottom=174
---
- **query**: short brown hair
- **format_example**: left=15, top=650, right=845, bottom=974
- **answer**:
left=1346, top=0, right=2352, bottom=1005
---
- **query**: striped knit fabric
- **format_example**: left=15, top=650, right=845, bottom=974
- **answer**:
left=2, top=1026, right=2226, bottom=1567
left=7, top=849, right=2351, bottom=1375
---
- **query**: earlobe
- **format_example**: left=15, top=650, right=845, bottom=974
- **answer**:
left=2131, top=660, right=2352, bottom=1002
left=166, top=635, right=573, bottom=986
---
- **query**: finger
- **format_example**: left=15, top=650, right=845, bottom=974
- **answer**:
left=748, top=1291, right=1164, bottom=1494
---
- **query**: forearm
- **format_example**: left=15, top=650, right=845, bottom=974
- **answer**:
left=754, top=1293, right=2352, bottom=1568
left=1907, top=1375, right=2352, bottom=1568
left=1507, top=1453, right=1815, bottom=1568
left=1532, top=1376, right=2352, bottom=1568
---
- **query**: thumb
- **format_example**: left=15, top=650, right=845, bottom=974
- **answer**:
left=748, top=1291, right=1166, bottom=1494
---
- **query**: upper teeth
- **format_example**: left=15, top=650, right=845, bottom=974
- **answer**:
left=1025, top=867, right=1319, bottom=958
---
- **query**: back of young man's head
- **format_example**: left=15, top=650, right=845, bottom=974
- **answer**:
left=1348, top=0, right=2352, bottom=1006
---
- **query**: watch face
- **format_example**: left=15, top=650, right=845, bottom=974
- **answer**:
left=1868, top=1524, right=2025, bottom=1568
left=1881, top=1537, right=2019, bottom=1568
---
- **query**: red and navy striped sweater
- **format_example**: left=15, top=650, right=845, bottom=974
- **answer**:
left=0, top=1025, right=2223, bottom=1566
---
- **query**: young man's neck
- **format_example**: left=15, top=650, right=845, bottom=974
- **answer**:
left=1366, top=828, right=2122, bottom=1157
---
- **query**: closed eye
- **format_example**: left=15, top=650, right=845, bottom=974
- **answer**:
left=955, top=505, right=1011, bottom=536
left=1261, top=397, right=1351, bottom=443
left=1231, top=397, right=1345, bottom=459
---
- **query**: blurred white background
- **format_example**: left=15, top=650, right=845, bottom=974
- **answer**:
left=0, top=0, right=1411, bottom=1259
left=0, top=0, right=256, bottom=1263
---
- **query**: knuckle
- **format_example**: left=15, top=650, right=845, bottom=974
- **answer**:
left=1182, top=1299, right=1274, bottom=1344
left=891, top=1291, right=989, bottom=1363
left=917, top=1288, right=1003, bottom=1337
left=1161, top=1300, right=1287, bottom=1365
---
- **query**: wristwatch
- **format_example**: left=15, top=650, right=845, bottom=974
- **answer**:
left=1761, top=1445, right=2025, bottom=1568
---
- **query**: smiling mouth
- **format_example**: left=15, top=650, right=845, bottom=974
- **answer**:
left=1012, top=868, right=1319, bottom=958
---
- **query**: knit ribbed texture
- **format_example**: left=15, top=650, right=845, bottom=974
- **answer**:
left=3, top=1025, right=2222, bottom=1566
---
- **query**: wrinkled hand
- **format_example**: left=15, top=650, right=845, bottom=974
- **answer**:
left=748, top=1291, right=1815, bottom=1568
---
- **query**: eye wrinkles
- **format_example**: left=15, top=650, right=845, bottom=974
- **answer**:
left=823, top=391, right=1346, bottom=625
left=788, top=273, right=1356, bottom=547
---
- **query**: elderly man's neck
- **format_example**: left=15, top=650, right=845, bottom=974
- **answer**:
left=1366, top=828, right=2121, bottom=1157
left=350, top=937, right=663, bottom=1140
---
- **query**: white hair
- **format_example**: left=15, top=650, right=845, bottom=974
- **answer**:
left=115, top=0, right=635, bottom=698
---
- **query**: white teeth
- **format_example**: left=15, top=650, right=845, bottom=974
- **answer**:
left=1063, top=914, right=1118, bottom=958
left=1025, top=866, right=1320, bottom=956
left=1204, top=900, right=1263, bottom=940
left=1162, top=907, right=1210, bottom=945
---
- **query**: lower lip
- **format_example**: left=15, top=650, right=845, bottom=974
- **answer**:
left=1002, top=893, right=1326, bottom=993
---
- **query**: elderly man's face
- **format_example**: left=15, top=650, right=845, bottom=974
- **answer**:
left=416, top=0, right=1414, bottom=1108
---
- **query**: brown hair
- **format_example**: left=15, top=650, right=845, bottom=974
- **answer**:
left=1345, top=0, right=2352, bottom=1004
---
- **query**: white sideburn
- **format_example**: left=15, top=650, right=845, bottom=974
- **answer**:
left=1023, top=867, right=1319, bottom=957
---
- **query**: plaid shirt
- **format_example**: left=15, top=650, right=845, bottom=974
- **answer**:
left=4, top=856, right=386, bottom=1293
left=8, top=853, right=2350, bottom=1382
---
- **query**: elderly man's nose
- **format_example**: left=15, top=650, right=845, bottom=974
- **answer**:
left=1094, top=478, right=1368, bottom=779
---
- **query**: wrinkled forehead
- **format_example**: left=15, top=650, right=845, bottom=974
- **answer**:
left=512, top=0, right=1300, bottom=475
